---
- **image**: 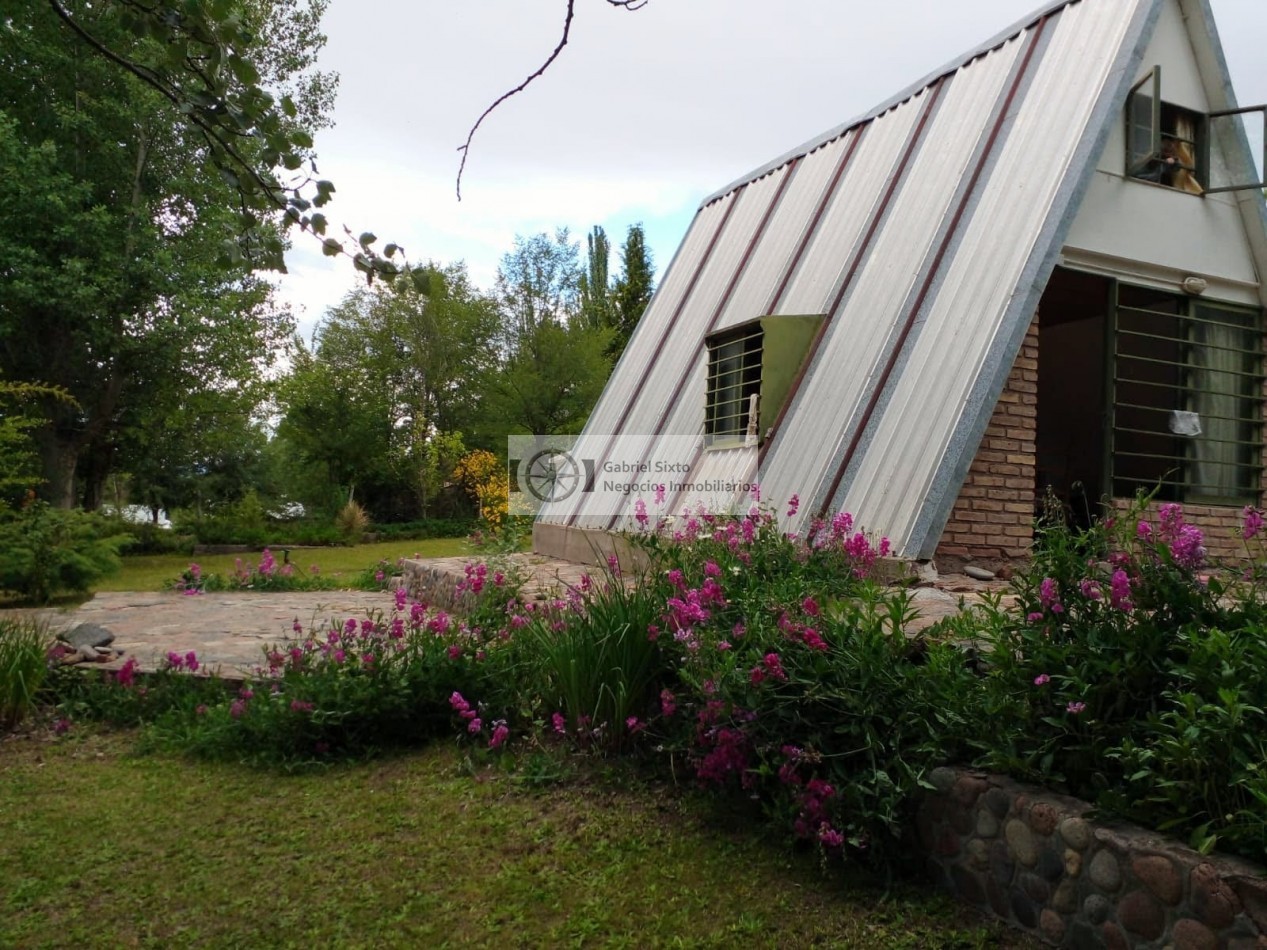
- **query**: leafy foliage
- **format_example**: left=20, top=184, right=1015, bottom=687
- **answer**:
left=0, top=503, right=130, bottom=603
left=0, top=616, right=53, bottom=729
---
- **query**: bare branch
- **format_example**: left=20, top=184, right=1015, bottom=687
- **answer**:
left=455, top=0, right=647, bottom=200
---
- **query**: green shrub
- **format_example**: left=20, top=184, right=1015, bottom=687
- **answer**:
left=0, top=616, right=52, bottom=729
left=971, top=495, right=1267, bottom=858
left=0, top=503, right=130, bottom=603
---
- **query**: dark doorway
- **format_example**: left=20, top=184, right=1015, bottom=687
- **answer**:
left=1036, top=267, right=1110, bottom=527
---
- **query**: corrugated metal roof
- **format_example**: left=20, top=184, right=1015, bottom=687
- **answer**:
left=540, top=0, right=1267, bottom=557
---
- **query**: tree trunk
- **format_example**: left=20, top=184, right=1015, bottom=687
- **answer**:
left=34, top=429, right=80, bottom=509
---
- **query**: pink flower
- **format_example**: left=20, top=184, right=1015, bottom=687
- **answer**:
left=115, top=658, right=138, bottom=688
left=653, top=483, right=666, bottom=505
left=1066, top=701, right=1087, bottom=715
left=467, top=717, right=483, bottom=734
left=1243, top=506, right=1264, bottom=540
left=184, top=651, right=199, bottom=673
left=786, top=494, right=800, bottom=518
left=489, top=722, right=509, bottom=749
left=552, top=712, right=567, bottom=734
left=818, top=823, right=845, bottom=849
left=230, top=699, right=246, bottom=719
left=1137, top=520, right=1153, bottom=541
left=634, top=498, right=649, bottom=528
left=52, top=718, right=71, bottom=735
left=449, top=691, right=470, bottom=712
left=290, top=700, right=314, bottom=713
left=1109, top=569, right=1134, bottom=611
left=165, top=651, right=184, bottom=670
left=801, top=596, right=820, bottom=617
left=659, top=690, right=677, bottom=717
left=716, top=640, right=732, bottom=651
left=625, top=716, right=644, bottom=733
left=1033, top=673, right=1050, bottom=686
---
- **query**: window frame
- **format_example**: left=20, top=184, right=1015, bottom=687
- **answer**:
left=1205, top=104, right=1267, bottom=194
left=1125, top=65, right=1267, bottom=196
left=1107, top=282, right=1264, bottom=507
left=704, top=322, right=764, bottom=449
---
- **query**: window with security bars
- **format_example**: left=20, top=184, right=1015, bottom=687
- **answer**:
left=705, top=324, right=763, bottom=446
left=1111, top=285, right=1263, bottom=505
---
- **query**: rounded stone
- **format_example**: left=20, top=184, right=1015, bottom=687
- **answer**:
left=1068, top=921, right=1099, bottom=949
left=1064, top=849, right=1083, bottom=878
left=1005, top=819, right=1040, bottom=868
left=1132, top=854, right=1182, bottom=906
left=953, top=774, right=989, bottom=808
left=928, top=766, right=958, bottom=793
left=1117, top=889, right=1165, bottom=940
left=1083, top=893, right=1113, bottom=925
left=949, top=803, right=975, bottom=836
left=1088, top=850, right=1122, bottom=892
left=1020, top=872, right=1051, bottom=904
left=951, top=865, right=985, bottom=905
left=986, top=876, right=1010, bottom=919
left=1052, top=878, right=1079, bottom=914
left=1059, top=816, right=1093, bottom=851
left=965, top=837, right=990, bottom=872
left=1191, top=862, right=1240, bottom=929
left=1171, top=918, right=1218, bottom=950
left=1010, top=890, right=1039, bottom=929
left=1103, top=922, right=1129, bottom=950
left=1028, top=802, right=1059, bottom=836
left=990, top=840, right=1016, bottom=886
left=984, top=787, right=1011, bottom=819
left=1039, top=909, right=1066, bottom=944
left=976, top=809, right=1000, bottom=839
left=1036, top=846, right=1065, bottom=882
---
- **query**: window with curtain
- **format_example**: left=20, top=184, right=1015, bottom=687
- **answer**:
left=1111, top=285, right=1262, bottom=504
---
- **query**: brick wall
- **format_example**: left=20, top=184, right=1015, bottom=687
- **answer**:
left=1112, top=500, right=1250, bottom=564
left=935, top=316, right=1039, bottom=564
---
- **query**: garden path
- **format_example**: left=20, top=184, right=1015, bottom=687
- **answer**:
left=10, top=556, right=1013, bottom=678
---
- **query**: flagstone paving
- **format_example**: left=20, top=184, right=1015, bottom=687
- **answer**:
left=9, top=556, right=1015, bottom=678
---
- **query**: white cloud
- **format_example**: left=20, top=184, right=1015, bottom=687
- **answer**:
left=275, top=0, right=1267, bottom=337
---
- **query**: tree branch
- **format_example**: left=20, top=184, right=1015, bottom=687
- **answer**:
left=455, top=0, right=647, bottom=200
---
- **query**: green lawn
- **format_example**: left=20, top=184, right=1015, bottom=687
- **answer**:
left=99, top=538, right=475, bottom=592
left=0, top=727, right=1034, bottom=949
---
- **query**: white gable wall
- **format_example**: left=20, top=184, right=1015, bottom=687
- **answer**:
left=1062, top=0, right=1260, bottom=303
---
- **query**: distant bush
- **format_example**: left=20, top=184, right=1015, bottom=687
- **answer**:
left=335, top=500, right=370, bottom=541
left=0, top=503, right=130, bottom=603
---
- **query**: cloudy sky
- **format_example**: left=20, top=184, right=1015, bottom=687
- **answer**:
left=274, top=0, right=1267, bottom=341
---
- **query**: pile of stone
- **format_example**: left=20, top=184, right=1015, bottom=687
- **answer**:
left=49, top=623, right=122, bottom=665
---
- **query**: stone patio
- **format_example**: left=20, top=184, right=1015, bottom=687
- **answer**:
left=9, top=555, right=1014, bottom=678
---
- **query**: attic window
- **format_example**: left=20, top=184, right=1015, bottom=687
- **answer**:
left=1126, top=66, right=1267, bottom=194
left=705, top=324, right=763, bottom=447
left=1126, top=68, right=1204, bottom=194
left=704, top=316, right=824, bottom=449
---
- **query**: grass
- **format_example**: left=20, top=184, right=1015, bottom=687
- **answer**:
left=97, top=538, right=476, bottom=592
left=0, top=726, right=1037, bottom=949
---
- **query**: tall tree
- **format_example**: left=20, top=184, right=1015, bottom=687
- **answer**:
left=487, top=230, right=613, bottom=436
left=578, top=225, right=612, bottom=331
left=610, top=223, right=656, bottom=360
left=0, top=0, right=331, bottom=507
left=494, top=229, right=581, bottom=349
left=277, top=264, right=499, bottom=519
